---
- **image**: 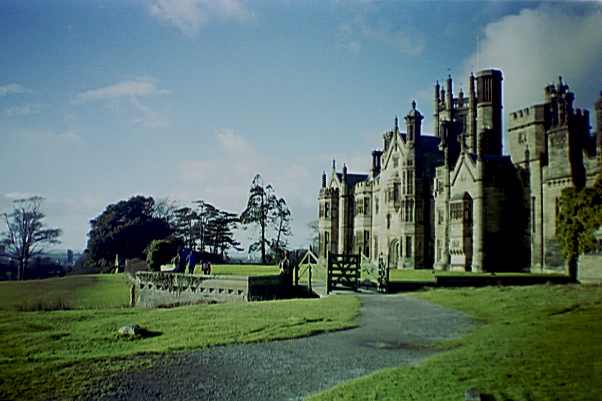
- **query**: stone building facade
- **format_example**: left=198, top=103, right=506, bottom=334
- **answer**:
left=318, top=69, right=602, bottom=272
left=507, top=77, right=602, bottom=271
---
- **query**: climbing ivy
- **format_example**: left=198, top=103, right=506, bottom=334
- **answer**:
left=556, top=177, right=602, bottom=279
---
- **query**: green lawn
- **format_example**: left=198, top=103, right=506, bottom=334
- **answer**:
left=198, top=263, right=281, bottom=276
left=308, top=284, right=602, bottom=401
left=388, top=269, right=436, bottom=282
left=160, top=263, right=281, bottom=276
left=0, top=274, right=359, bottom=401
left=387, top=269, right=568, bottom=282
left=0, top=274, right=130, bottom=310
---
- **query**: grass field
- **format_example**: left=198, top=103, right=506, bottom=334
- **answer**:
left=0, top=274, right=360, bottom=401
left=387, top=269, right=568, bottom=282
left=0, top=274, right=130, bottom=310
left=160, top=263, right=281, bottom=276
left=388, top=269, right=436, bottom=282
left=308, top=284, right=602, bottom=401
left=196, top=264, right=281, bottom=276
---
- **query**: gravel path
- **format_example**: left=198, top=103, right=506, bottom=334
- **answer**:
left=95, top=294, right=472, bottom=401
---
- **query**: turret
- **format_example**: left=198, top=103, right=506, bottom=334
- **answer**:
left=434, top=81, right=441, bottom=137
left=446, top=74, right=453, bottom=113
left=405, top=100, right=423, bottom=143
left=468, top=72, right=477, bottom=153
left=371, top=150, right=383, bottom=177
left=476, top=69, right=503, bottom=157
left=321, top=171, right=326, bottom=188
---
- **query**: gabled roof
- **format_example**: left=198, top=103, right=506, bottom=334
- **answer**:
left=336, top=173, right=369, bottom=187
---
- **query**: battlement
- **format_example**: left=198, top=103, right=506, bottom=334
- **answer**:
left=508, top=105, right=546, bottom=131
left=320, top=187, right=339, bottom=198
left=435, top=97, right=469, bottom=112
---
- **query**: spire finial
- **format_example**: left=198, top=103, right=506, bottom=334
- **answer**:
left=411, top=100, right=416, bottom=110
left=332, top=159, right=336, bottom=171
left=395, top=115, right=399, bottom=131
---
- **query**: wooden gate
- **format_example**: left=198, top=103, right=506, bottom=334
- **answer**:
left=294, top=249, right=321, bottom=293
left=327, top=253, right=360, bottom=293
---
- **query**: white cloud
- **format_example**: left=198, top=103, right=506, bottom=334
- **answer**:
left=0, top=83, right=30, bottom=96
left=74, top=77, right=170, bottom=129
left=74, top=77, right=169, bottom=104
left=149, top=0, right=253, bottom=37
left=4, top=104, right=42, bottom=117
left=175, top=129, right=346, bottom=249
left=130, top=96, right=169, bottom=128
left=462, top=3, right=602, bottom=117
left=335, top=6, right=424, bottom=56
left=178, top=130, right=263, bottom=207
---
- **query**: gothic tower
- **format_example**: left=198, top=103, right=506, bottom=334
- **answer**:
left=476, top=69, right=503, bottom=157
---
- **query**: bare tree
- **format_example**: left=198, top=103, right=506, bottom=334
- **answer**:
left=1, top=196, right=62, bottom=280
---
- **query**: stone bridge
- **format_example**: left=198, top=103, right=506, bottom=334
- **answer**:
left=134, top=272, right=285, bottom=308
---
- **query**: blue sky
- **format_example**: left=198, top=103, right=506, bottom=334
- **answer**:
left=1, top=0, right=601, bottom=252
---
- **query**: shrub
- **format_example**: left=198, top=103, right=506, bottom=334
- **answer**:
left=145, top=238, right=181, bottom=272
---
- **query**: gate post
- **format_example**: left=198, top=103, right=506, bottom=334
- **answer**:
left=294, top=262, right=299, bottom=286
left=326, top=253, right=332, bottom=294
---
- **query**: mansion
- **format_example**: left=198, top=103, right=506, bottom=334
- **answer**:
left=318, top=69, right=602, bottom=272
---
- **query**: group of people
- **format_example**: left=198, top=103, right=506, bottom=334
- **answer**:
left=174, top=248, right=212, bottom=275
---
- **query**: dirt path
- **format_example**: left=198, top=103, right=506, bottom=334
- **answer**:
left=95, top=294, right=472, bottom=401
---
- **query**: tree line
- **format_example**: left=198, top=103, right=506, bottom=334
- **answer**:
left=0, top=173, right=293, bottom=279
left=79, top=173, right=291, bottom=272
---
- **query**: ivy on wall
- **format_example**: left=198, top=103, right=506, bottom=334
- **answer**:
left=556, top=177, right=602, bottom=278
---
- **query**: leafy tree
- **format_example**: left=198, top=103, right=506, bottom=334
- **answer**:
left=173, top=206, right=199, bottom=249
left=557, top=178, right=602, bottom=280
left=153, top=198, right=178, bottom=227
left=240, top=174, right=277, bottom=263
left=145, top=237, right=181, bottom=272
left=86, top=196, right=172, bottom=268
left=206, top=209, right=242, bottom=258
left=194, top=200, right=219, bottom=252
left=270, top=197, right=292, bottom=258
left=1, top=196, right=61, bottom=280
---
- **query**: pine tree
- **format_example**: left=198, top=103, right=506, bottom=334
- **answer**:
left=240, top=174, right=277, bottom=263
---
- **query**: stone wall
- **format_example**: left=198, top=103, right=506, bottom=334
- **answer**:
left=578, top=254, right=602, bottom=284
left=134, top=272, right=284, bottom=308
